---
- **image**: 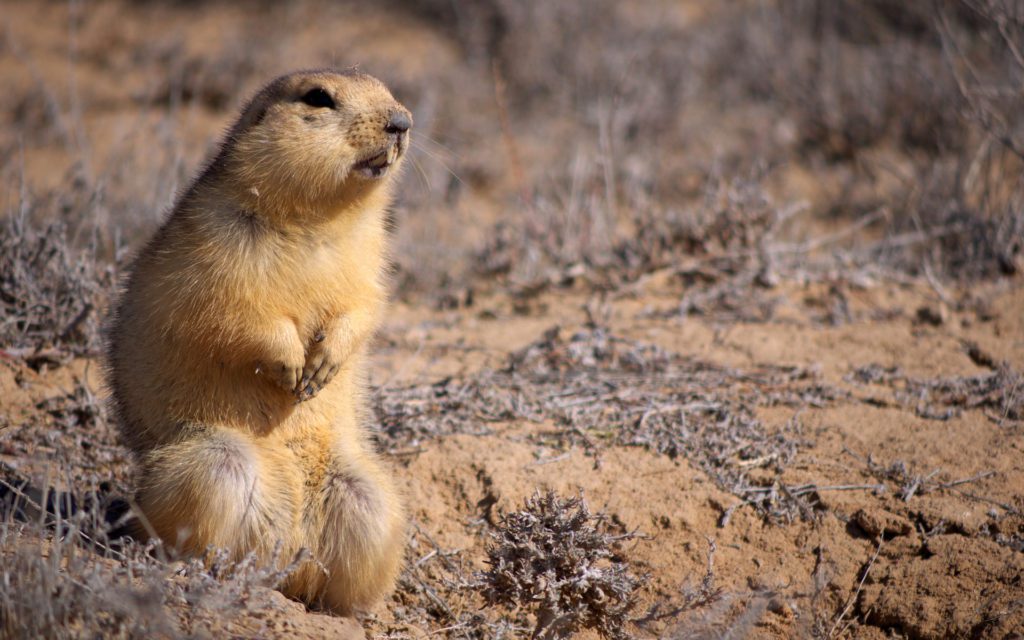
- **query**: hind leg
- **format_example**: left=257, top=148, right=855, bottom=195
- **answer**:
left=136, top=428, right=297, bottom=560
left=295, top=447, right=405, bottom=615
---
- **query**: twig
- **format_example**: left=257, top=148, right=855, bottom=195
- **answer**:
left=492, top=61, right=532, bottom=215
left=946, top=488, right=1023, bottom=517
left=828, top=539, right=883, bottom=639
left=0, top=476, right=46, bottom=518
left=414, top=549, right=438, bottom=568
left=412, top=521, right=460, bottom=573
left=738, top=483, right=886, bottom=496
left=532, top=452, right=571, bottom=466
left=937, top=470, right=996, bottom=489
left=772, top=207, right=887, bottom=255
left=429, top=622, right=468, bottom=636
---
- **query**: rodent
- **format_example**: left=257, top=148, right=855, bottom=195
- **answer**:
left=106, top=68, right=411, bottom=615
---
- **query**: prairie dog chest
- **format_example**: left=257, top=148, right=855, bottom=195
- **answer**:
left=256, top=224, right=382, bottom=322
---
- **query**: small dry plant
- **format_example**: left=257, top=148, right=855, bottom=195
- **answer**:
left=0, top=504, right=307, bottom=640
left=480, top=490, right=641, bottom=640
left=850, top=362, right=1023, bottom=424
left=0, top=211, right=111, bottom=369
left=377, top=325, right=833, bottom=521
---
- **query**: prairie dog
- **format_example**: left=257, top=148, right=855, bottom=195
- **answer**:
left=107, top=69, right=411, bottom=614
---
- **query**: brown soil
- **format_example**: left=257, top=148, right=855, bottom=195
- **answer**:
left=2, top=0, right=1023, bottom=638
left=3, top=282, right=1021, bottom=638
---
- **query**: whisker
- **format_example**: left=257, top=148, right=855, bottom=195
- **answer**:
left=413, top=133, right=460, bottom=158
left=410, top=139, right=451, bottom=163
left=408, top=153, right=431, bottom=191
left=410, top=140, right=464, bottom=186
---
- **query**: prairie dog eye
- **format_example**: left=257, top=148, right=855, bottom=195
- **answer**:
left=300, top=88, right=335, bottom=109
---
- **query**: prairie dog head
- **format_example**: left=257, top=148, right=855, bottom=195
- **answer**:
left=219, top=69, right=413, bottom=217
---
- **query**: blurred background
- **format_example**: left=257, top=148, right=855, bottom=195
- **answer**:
left=0, top=0, right=1021, bottom=353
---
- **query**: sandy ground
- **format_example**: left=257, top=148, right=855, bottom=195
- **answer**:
left=3, top=280, right=1022, bottom=638
left=2, top=1, right=1023, bottom=638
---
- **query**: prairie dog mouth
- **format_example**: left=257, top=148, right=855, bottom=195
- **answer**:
left=355, top=144, right=401, bottom=179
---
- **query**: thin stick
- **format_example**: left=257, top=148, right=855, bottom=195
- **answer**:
left=126, top=497, right=161, bottom=556
left=0, top=476, right=45, bottom=518
left=946, top=489, right=1023, bottom=517
left=773, top=207, right=887, bottom=255
left=937, top=470, right=996, bottom=489
left=412, top=521, right=459, bottom=573
left=492, top=61, right=532, bottom=214
left=828, top=539, right=883, bottom=639
left=738, top=483, right=885, bottom=496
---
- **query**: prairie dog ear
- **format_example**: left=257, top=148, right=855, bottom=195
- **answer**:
left=229, top=78, right=290, bottom=136
left=233, top=95, right=274, bottom=134
left=241, top=105, right=268, bottom=130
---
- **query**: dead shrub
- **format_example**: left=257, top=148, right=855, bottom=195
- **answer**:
left=0, top=494, right=309, bottom=640
left=480, top=490, right=641, bottom=640
left=377, top=325, right=832, bottom=521
left=849, top=362, right=1023, bottom=424
left=863, top=0, right=1024, bottom=281
left=868, top=158, right=1024, bottom=280
left=715, top=0, right=972, bottom=159
left=0, top=212, right=111, bottom=367
left=383, top=0, right=686, bottom=116
left=474, top=169, right=784, bottom=298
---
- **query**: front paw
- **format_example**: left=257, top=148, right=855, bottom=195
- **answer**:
left=257, top=355, right=304, bottom=394
left=296, top=333, right=345, bottom=402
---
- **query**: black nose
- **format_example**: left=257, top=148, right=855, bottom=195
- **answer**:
left=385, top=111, right=411, bottom=134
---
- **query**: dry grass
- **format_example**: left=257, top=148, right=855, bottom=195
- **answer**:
left=713, top=0, right=1024, bottom=280
left=849, top=362, right=1023, bottom=424
left=717, top=0, right=969, bottom=158
left=0, top=483, right=312, bottom=640
left=377, top=324, right=838, bottom=522
left=0, top=213, right=111, bottom=369
left=474, top=171, right=787, bottom=294
left=379, top=523, right=506, bottom=639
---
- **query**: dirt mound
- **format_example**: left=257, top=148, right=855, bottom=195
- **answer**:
left=860, top=535, right=1024, bottom=639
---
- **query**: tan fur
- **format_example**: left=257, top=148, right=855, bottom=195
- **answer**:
left=106, top=69, right=411, bottom=614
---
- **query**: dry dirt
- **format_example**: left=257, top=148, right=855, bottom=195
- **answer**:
left=3, top=282, right=1022, bottom=638
left=2, top=1, right=1023, bottom=639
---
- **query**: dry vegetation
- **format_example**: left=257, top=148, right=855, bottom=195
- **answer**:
left=2, top=0, right=1023, bottom=638
left=481, top=491, right=641, bottom=640
left=0, top=215, right=111, bottom=368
